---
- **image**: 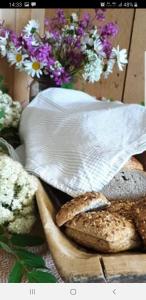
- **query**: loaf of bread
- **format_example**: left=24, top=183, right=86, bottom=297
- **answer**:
left=56, top=192, right=110, bottom=227
left=65, top=211, right=141, bottom=253
left=123, top=157, right=143, bottom=171
left=133, top=201, right=146, bottom=246
left=102, top=170, right=146, bottom=202
left=106, top=200, right=136, bottom=220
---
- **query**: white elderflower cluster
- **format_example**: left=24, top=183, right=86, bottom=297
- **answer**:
left=0, top=91, right=22, bottom=131
left=82, top=44, right=128, bottom=83
left=0, top=154, right=38, bottom=234
left=83, top=50, right=103, bottom=83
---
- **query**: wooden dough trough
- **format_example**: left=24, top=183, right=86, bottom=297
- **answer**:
left=36, top=152, right=146, bottom=282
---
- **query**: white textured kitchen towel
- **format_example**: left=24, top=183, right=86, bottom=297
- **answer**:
left=0, top=138, right=20, bottom=161
left=19, top=88, right=146, bottom=197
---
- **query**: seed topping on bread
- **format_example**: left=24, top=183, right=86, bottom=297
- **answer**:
left=56, top=192, right=110, bottom=227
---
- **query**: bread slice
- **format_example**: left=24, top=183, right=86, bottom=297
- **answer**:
left=102, top=170, right=146, bottom=202
left=65, top=211, right=141, bottom=253
left=123, top=157, right=143, bottom=171
left=56, top=192, right=110, bottom=227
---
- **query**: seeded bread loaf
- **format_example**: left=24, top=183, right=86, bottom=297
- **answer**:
left=102, top=170, right=146, bottom=202
left=65, top=211, right=141, bottom=253
left=133, top=202, right=146, bottom=246
left=56, top=192, right=110, bottom=227
left=106, top=200, right=136, bottom=220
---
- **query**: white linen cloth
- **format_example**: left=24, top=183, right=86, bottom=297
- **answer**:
left=0, top=138, right=20, bottom=161
left=19, top=88, right=146, bottom=197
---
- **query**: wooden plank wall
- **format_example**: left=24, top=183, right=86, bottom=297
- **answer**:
left=0, top=8, right=145, bottom=104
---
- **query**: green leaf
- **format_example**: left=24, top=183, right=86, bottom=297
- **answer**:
left=61, top=82, right=74, bottom=89
left=140, top=101, right=145, bottom=106
left=15, top=249, right=46, bottom=269
left=8, top=261, right=23, bottom=283
left=27, top=270, right=57, bottom=283
left=11, top=234, right=44, bottom=247
left=0, top=241, right=14, bottom=254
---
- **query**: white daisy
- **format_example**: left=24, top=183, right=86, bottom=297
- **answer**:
left=112, top=45, right=128, bottom=71
left=24, top=20, right=39, bottom=36
left=7, top=50, right=28, bottom=69
left=24, top=58, right=44, bottom=78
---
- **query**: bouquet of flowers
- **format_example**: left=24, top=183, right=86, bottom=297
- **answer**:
left=0, top=9, right=128, bottom=86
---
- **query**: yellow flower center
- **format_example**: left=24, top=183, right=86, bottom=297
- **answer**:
left=16, top=53, right=22, bottom=62
left=32, top=61, right=40, bottom=71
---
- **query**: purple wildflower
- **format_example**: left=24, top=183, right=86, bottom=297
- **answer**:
left=9, top=31, right=22, bottom=48
left=22, top=35, right=38, bottom=56
left=95, top=9, right=106, bottom=21
left=56, top=9, right=66, bottom=25
left=101, top=22, right=119, bottom=38
left=54, top=69, right=71, bottom=86
left=50, top=9, right=66, bottom=31
left=79, top=13, right=90, bottom=29
left=102, top=39, right=112, bottom=57
left=64, top=36, right=75, bottom=45
left=76, top=26, right=84, bottom=36
left=36, top=44, right=52, bottom=63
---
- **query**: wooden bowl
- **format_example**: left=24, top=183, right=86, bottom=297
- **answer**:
left=36, top=152, right=146, bottom=284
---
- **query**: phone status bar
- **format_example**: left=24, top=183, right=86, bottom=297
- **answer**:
left=5, top=0, right=146, bottom=9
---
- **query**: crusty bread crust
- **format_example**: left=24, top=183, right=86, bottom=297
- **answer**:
left=106, top=200, right=136, bottom=220
left=65, top=227, right=140, bottom=253
left=65, top=211, right=141, bottom=253
left=133, top=202, right=146, bottom=246
left=123, top=157, right=143, bottom=171
left=56, top=192, right=110, bottom=227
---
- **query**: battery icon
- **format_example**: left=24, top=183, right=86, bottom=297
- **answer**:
left=31, top=2, right=36, bottom=6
